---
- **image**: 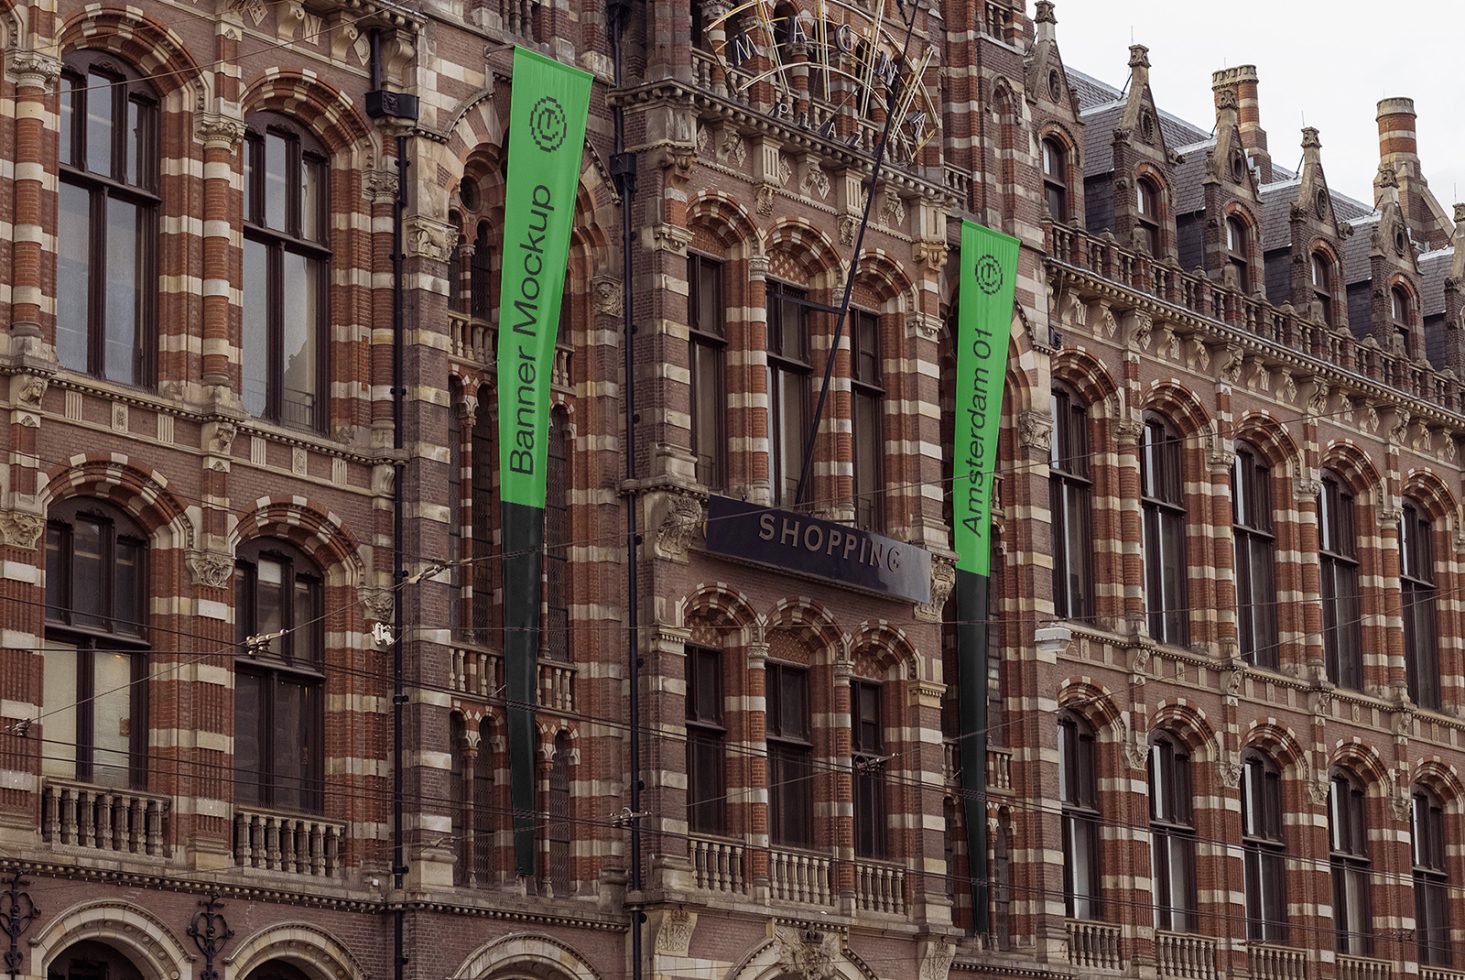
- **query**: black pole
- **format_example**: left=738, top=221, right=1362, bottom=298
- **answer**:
left=791, top=0, right=919, bottom=509
left=391, top=131, right=410, bottom=980
left=608, top=3, right=645, bottom=980
left=956, top=567, right=990, bottom=935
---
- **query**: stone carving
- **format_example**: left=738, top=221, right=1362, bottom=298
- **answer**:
left=1306, top=775, right=1331, bottom=805
left=1306, top=379, right=1330, bottom=418
left=1218, top=345, right=1245, bottom=386
left=1389, top=790, right=1412, bottom=822
left=407, top=215, right=455, bottom=262
left=1125, top=310, right=1153, bottom=351
left=654, top=908, right=696, bottom=956
left=0, top=511, right=45, bottom=550
left=14, top=373, right=49, bottom=408
left=774, top=926, right=840, bottom=980
left=1217, top=754, right=1242, bottom=789
left=880, top=188, right=906, bottom=227
left=801, top=163, right=830, bottom=200
left=1123, top=738, right=1149, bottom=771
left=695, top=125, right=709, bottom=156
left=918, top=939, right=956, bottom=980
left=363, top=167, right=399, bottom=205
left=754, top=183, right=778, bottom=217
left=1018, top=410, right=1053, bottom=452
left=654, top=495, right=703, bottom=563
left=776, top=154, right=792, bottom=188
left=591, top=276, right=623, bottom=317
left=359, top=587, right=396, bottom=624
left=1114, top=418, right=1144, bottom=445
left=195, top=112, right=246, bottom=150
left=916, top=556, right=956, bottom=622
left=208, top=421, right=238, bottom=456
left=187, top=551, right=234, bottom=589
left=837, top=214, right=858, bottom=246
left=720, top=129, right=746, bottom=166
left=1185, top=337, right=1211, bottom=372
left=4, top=49, right=63, bottom=89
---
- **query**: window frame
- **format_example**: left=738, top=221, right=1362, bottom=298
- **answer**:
left=1401, top=500, right=1440, bottom=710
left=1412, top=787, right=1451, bottom=966
left=685, top=644, right=726, bottom=836
left=766, top=661, right=814, bottom=848
left=1042, top=136, right=1069, bottom=221
left=1148, top=734, right=1197, bottom=933
left=1311, top=250, right=1336, bottom=326
left=766, top=280, right=813, bottom=508
left=850, top=307, right=885, bottom=531
left=1050, top=385, right=1095, bottom=622
left=543, top=411, right=571, bottom=663
left=1391, top=284, right=1413, bottom=356
left=1241, top=752, right=1287, bottom=943
left=1319, top=473, right=1363, bottom=690
left=1141, top=414, right=1188, bottom=646
left=1232, top=443, right=1278, bottom=668
left=1059, top=713, right=1101, bottom=919
left=1136, top=177, right=1163, bottom=257
left=689, top=252, right=728, bottom=490
left=1329, top=772, right=1372, bottom=955
left=851, top=679, right=887, bottom=858
left=1226, top=214, right=1251, bottom=293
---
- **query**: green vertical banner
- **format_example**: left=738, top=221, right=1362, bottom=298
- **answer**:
left=495, top=46, right=592, bottom=881
left=952, top=219, right=1019, bottom=932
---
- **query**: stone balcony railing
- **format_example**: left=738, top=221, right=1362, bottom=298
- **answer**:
left=853, top=859, right=907, bottom=915
left=768, top=848, right=834, bottom=905
left=448, top=312, right=574, bottom=390
left=1065, top=919, right=1122, bottom=971
left=1419, top=967, right=1464, bottom=980
left=1155, top=931, right=1217, bottom=980
left=689, top=835, right=746, bottom=895
left=41, top=779, right=171, bottom=857
left=941, top=739, right=1014, bottom=794
left=1046, top=222, right=1465, bottom=416
left=233, top=807, right=347, bottom=878
left=1248, top=944, right=1308, bottom=980
left=1338, top=955, right=1394, bottom=980
left=450, top=645, right=577, bottom=714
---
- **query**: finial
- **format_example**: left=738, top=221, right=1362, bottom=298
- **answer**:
left=1301, top=127, right=1321, bottom=150
left=1128, top=44, right=1150, bottom=69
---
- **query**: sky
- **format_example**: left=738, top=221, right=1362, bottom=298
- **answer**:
left=1037, top=1, right=1465, bottom=218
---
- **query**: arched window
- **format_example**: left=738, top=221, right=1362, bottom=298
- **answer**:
left=1329, top=772, right=1371, bottom=954
left=1401, top=499, right=1439, bottom=709
left=242, top=113, right=329, bottom=430
left=689, top=252, right=727, bottom=489
left=685, top=644, right=725, bottom=835
left=1391, top=285, right=1413, bottom=355
left=447, top=211, right=467, bottom=313
left=546, top=731, right=572, bottom=896
left=1233, top=443, right=1277, bottom=667
left=1241, top=752, right=1286, bottom=941
left=471, top=219, right=493, bottom=319
left=472, top=719, right=495, bottom=883
left=852, top=679, right=886, bottom=858
left=767, top=279, right=812, bottom=506
left=47, top=941, right=144, bottom=980
left=43, top=499, right=148, bottom=788
left=1319, top=473, right=1362, bottom=689
left=1051, top=385, right=1094, bottom=621
left=470, top=399, right=498, bottom=638
left=234, top=539, right=325, bottom=812
left=1312, top=251, right=1336, bottom=326
left=57, top=53, right=159, bottom=386
left=1226, top=215, right=1251, bottom=292
left=1141, top=415, right=1187, bottom=645
left=544, top=410, right=571, bottom=662
left=450, top=716, right=496, bottom=887
left=1042, top=137, right=1069, bottom=220
left=943, top=796, right=963, bottom=907
left=851, top=307, right=885, bottom=530
left=1412, top=787, right=1451, bottom=965
left=1136, top=177, right=1163, bottom=256
left=1059, top=713, right=1100, bottom=918
left=1149, top=734, right=1196, bottom=932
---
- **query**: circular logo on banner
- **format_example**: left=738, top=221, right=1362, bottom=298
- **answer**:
left=975, top=255, right=1004, bottom=295
left=529, top=96, right=568, bottom=152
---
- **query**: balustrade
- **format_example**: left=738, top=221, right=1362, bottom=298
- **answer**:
left=689, top=836, right=746, bottom=894
left=41, top=780, right=169, bottom=857
left=854, top=860, right=906, bottom=914
left=1248, top=944, right=1307, bottom=980
left=768, top=849, right=833, bottom=905
left=233, top=808, right=346, bottom=878
left=1155, top=931, right=1217, bottom=980
left=1065, top=919, right=1122, bottom=971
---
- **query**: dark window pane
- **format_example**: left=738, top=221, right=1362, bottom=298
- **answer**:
left=104, top=196, right=142, bottom=384
left=281, top=251, right=320, bottom=428
left=56, top=181, right=92, bottom=373
left=234, top=670, right=265, bottom=805
left=301, top=156, right=324, bottom=242
left=271, top=675, right=309, bottom=811
left=59, top=74, right=77, bottom=166
left=71, top=517, right=105, bottom=628
left=242, top=237, right=270, bottom=417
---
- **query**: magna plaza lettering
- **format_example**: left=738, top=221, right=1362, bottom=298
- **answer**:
left=506, top=184, right=556, bottom=476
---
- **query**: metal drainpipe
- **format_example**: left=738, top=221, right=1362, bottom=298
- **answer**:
left=607, top=3, right=644, bottom=980
left=391, top=129, right=410, bottom=980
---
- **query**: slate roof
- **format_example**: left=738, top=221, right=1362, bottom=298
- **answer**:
left=1078, top=103, right=1125, bottom=177
left=1259, top=179, right=1302, bottom=251
left=1419, top=248, right=1454, bottom=317
left=1342, top=214, right=1381, bottom=283
left=1171, top=140, right=1214, bottom=215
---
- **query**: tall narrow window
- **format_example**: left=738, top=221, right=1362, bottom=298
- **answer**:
left=1148, top=736, right=1196, bottom=933
left=1413, top=788, right=1451, bottom=965
left=1312, top=251, right=1335, bottom=326
left=1137, top=178, right=1163, bottom=256
left=1401, top=500, right=1440, bottom=710
left=1329, top=773, right=1371, bottom=955
left=685, top=645, right=725, bottom=835
left=472, top=719, right=495, bottom=883
left=450, top=716, right=495, bottom=886
left=546, top=732, right=572, bottom=896
left=1241, top=753, right=1286, bottom=942
left=242, top=118, right=329, bottom=430
left=470, top=403, right=498, bottom=637
left=943, top=797, right=963, bottom=905
left=767, top=662, right=813, bottom=847
left=544, top=412, right=571, bottom=662
left=1391, top=286, right=1413, bottom=355
left=851, top=308, right=885, bottom=530
left=1319, top=474, right=1362, bottom=689
left=1141, top=416, right=1187, bottom=645
left=56, top=54, right=159, bottom=386
left=43, top=500, right=149, bottom=789
left=1226, top=215, right=1251, bottom=292
left=852, top=680, right=886, bottom=858
left=767, top=281, right=811, bottom=507
left=447, top=213, right=467, bottom=313
left=1042, top=137, right=1069, bottom=220
left=234, top=540, right=325, bottom=812
left=471, top=220, right=494, bottom=319
left=1233, top=444, right=1278, bottom=667
left=1051, top=386, right=1094, bottom=621
left=1059, top=714, right=1101, bottom=918
left=689, top=253, right=727, bottom=489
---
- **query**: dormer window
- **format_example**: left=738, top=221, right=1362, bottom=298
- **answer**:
left=1311, top=252, right=1335, bottom=326
left=1042, top=138, right=1069, bottom=221
left=1137, top=178, right=1162, bottom=257
left=1392, top=285, right=1413, bottom=355
left=1226, top=216, right=1250, bottom=293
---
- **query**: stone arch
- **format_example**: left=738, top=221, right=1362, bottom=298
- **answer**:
left=1057, top=679, right=1123, bottom=737
left=1, top=0, right=23, bottom=49
left=1328, top=738, right=1391, bottom=789
left=41, top=455, right=195, bottom=551
left=766, top=597, right=845, bottom=660
left=678, top=582, right=762, bottom=644
left=231, top=497, right=367, bottom=589
left=688, top=192, right=762, bottom=257
left=31, top=899, right=194, bottom=980
left=1051, top=347, right=1121, bottom=416
left=1413, top=758, right=1465, bottom=809
left=852, top=248, right=917, bottom=313
left=223, top=923, right=365, bottom=980
left=240, top=70, right=375, bottom=164
left=1140, top=379, right=1211, bottom=435
left=450, top=933, right=602, bottom=980
left=1150, top=700, right=1216, bottom=759
left=849, top=619, right=920, bottom=681
left=1241, top=719, right=1307, bottom=773
left=1232, top=412, right=1300, bottom=470
left=57, top=6, right=203, bottom=105
left=725, top=934, right=873, bottom=980
left=1320, top=441, right=1383, bottom=496
left=1402, top=468, right=1456, bottom=520
left=766, top=219, right=843, bottom=287
left=537, top=720, right=579, bottom=764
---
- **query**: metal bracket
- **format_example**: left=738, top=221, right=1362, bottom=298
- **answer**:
left=1, top=872, right=40, bottom=980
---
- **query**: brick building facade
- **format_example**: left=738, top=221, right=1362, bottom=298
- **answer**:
left=5, top=3, right=1465, bottom=980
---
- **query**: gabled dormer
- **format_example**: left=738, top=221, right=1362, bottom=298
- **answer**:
left=1420, top=205, right=1464, bottom=374
left=1102, top=44, right=1177, bottom=260
left=1026, top=1, right=1085, bottom=226
left=1260, top=127, right=1351, bottom=327
left=1187, top=84, right=1264, bottom=294
left=1345, top=165, right=1427, bottom=358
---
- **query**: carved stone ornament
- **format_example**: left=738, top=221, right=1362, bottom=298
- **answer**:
left=1389, top=791, right=1412, bottom=822
left=879, top=188, right=907, bottom=227
left=195, top=112, right=246, bottom=150
left=1114, top=418, right=1144, bottom=446
left=1017, top=410, right=1054, bottom=453
left=0, top=511, right=45, bottom=550
left=358, top=587, right=396, bottom=624
left=720, top=129, right=746, bottom=166
left=1217, top=754, right=1242, bottom=789
left=1218, top=345, right=1245, bottom=386
left=4, top=49, right=63, bottom=89
left=187, top=551, right=235, bottom=590
left=407, top=216, right=456, bottom=262
left=837, top=214, right=858, bottom=247
left=591, top=276, right=623, bottom=317
left=1123, top=738, right=1149, bottom=772
left=1306, top=775, right=1331, bottom=805
left=774, top=925, right=840, bottom=980
left=651, top=224, right=693, bottom=255
left=208, top=421, right=238, bottom=457
left=916, top=555, right=956, bottom=622
left=653, top=908, right=696, bottom=957
left=755, top=182, right=778, bottom=217
left=918, top=938, right=957, bottom=980
left=653, top=494, right=703, bottom=563
left=14, top=374, right=49, bottom=409
left=800, top=163, right=830, bottom=201
left=1294, top=477, right=1322, bottom=502
left=363, top=168, right=400, bottom=205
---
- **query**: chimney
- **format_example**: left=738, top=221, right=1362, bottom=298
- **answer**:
left=1211, top=65, right=1271, bottom=182
left=1128, top=44, right=1150, bottom=91
left=1034, top=1, right=1057, bottom=44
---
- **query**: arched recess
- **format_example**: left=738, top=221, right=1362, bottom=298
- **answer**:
left=1051, top=347, right=1120, bottom=418
left=766, top=219, right=844, bottom=289
left=1242, top=719, right=1308, bottom=774
left=230, top=497, right=367, bottom=589
left=1140, top=380, right=1211, bottom=436
left=725, top=934, right=877, bottom=980
left=223, top=923, right=366, bottom=980
left=1232, top=412, right=1300, bottom=471
left=766, top=597, right=846, bottom=663
left=240, top=70, right=375, bottom=166
left=688, top=192, right=763, bottom=259
left=1327, top=738, right=1391, bottom=790
left=849, top=619, right=920, bottom=682
left=1414, top=758, right=1465, bottom=809
left=1403, top=468, right=1456, bottom=520
left=41, top=455, right=195, bottom=551
left=1057, top=680, right=1123, bottom=737
left=1150, top=700, right=1217, bottom=760
left=57, top=7, right=203, bottom=107
left=32, top=900, right=195, bottom=980
left=1320, top=442, right=1382, bottom=497
left=679, top=582, right=762, bottom=647
left=450, top=934, right=602, bottom=980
